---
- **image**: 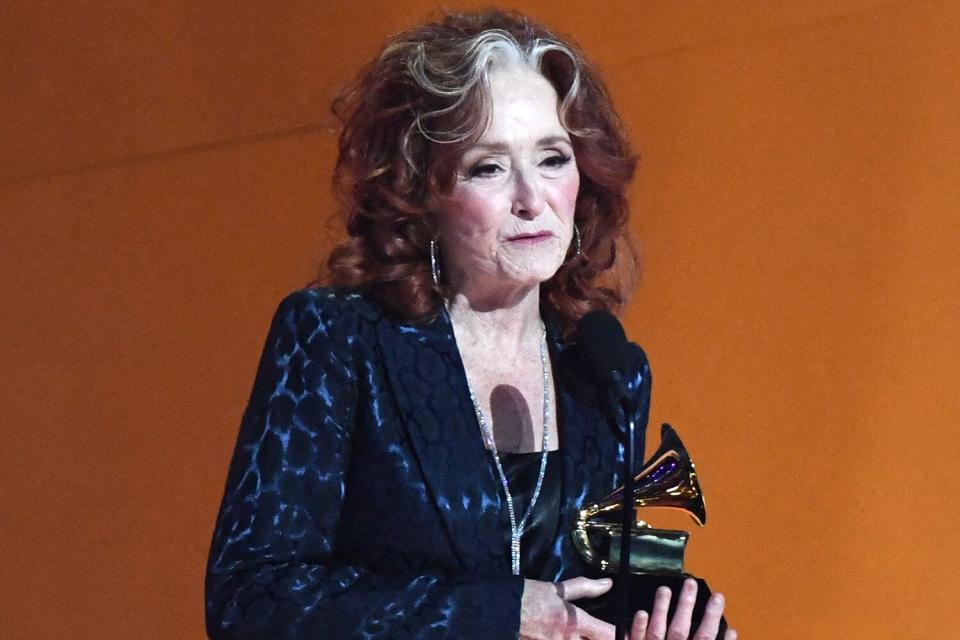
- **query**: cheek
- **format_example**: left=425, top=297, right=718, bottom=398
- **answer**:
left=551, top=173, right=581, bottom=218
left=438, top=189, right=503, bottom=237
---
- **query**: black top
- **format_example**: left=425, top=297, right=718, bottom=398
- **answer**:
left=498, top=449, right=562, bottom=578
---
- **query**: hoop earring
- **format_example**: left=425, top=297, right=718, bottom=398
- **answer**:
left=430, top=238, right=441, bottom=286
left=573, top=223, right=582, bottom=257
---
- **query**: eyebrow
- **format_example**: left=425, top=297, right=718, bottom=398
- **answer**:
left=468, top=135, right=573, bottom=153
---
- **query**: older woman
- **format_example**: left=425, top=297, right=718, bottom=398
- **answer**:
left=205, top=10, right=734, bottom=640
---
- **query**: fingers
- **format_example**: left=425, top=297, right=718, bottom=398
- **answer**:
left=665, top=579, right=698, bottom=640
left=628, top=581, right=734, bottom=640
left=521, top=579, right=618, bottom=640
left=690, top=591, right=725, bottom=640
left=571, top=606, right=616, bottom=640
left=630, top=609, right=649, bottom=640
left=550, top=577, right=736, bottom=640
left=645, top=585, right=672, bottom=640
left=557, top=576, right=614, bottom=601
left=553, top=578, right=616, bottom=640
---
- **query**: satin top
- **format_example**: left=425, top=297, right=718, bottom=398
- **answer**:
left=498, top=449, right=562, bottom=578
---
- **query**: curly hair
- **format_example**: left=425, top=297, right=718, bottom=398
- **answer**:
left=323, top=9, right=638, bottom=338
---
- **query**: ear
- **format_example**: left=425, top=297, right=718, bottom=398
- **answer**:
left=401, top=216, right=436, bottom=248
left=421, top=194, right=444, bottom=237
left=422, top=192, right=439, bottom=213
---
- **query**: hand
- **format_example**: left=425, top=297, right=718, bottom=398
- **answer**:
left=519, top=576, right=616, bottom=639
left=629, top=578, right=737, bottom=640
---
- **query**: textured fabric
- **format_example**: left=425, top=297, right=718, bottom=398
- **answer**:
left=205, top=288, right=652, bottom=639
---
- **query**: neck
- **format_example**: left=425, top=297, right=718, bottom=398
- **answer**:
left=445, top=285, right=543, bottom=349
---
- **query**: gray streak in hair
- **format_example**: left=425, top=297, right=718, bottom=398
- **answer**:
left=395, top=28, right=583, bottom=172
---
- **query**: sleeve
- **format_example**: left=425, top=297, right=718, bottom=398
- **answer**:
left=204, top=290, right=524, bottom=640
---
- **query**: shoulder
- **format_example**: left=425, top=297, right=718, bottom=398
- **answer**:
left=270, top=286, right=384, bottom=328
left=625, top=341, right=652, bottom=397
left=273, top=286, right=379, bottom=319
left=628, top=341, right=651, bottom=377
left=627, top=342, right=653, bottom=413
left=266, top=287, right=384, bottom=356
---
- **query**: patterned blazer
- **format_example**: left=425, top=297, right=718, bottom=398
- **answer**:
left=205, top=288, right=651, bottom=639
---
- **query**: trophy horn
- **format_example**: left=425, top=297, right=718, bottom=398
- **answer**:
left=588, top=423, right=706, bottom=526
left=573, top=424, right=706, bottom=572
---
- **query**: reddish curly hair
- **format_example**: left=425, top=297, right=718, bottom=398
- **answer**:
left=323, top=9, right=638, bottom=338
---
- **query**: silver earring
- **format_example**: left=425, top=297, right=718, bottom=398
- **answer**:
left=573, top=223, right=582, bottom=257
left=430, top=238, right=441, bottom=285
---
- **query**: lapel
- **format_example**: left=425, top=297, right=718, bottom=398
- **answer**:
left=375, top=308, right=507, bottom=570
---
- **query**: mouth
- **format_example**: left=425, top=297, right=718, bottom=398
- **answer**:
left=506, top=231, right=555, bottom=244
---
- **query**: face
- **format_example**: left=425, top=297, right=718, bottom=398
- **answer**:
left=432, top=67, right=580, bottom=299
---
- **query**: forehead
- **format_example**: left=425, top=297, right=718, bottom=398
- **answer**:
left=478, top=67, right=567, bottom=143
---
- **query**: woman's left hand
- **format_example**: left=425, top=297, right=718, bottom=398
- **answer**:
left=629, top=578, right=737, bottom=640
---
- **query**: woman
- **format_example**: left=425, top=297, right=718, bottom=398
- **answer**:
left=205, top=10, right=735, bottom=640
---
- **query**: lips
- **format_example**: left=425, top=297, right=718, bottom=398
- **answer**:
left=507, top=231, right=554, bottom=242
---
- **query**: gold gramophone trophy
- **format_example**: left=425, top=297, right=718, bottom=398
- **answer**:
left=573, top=423, right=727, bottom=632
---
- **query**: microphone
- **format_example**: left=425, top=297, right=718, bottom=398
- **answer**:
left=576, top=310, right=635, bottom=407
left=576, top=310, right=638, bottom=640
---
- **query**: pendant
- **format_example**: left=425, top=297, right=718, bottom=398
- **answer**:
left=511, top=531, right=521, bottom=575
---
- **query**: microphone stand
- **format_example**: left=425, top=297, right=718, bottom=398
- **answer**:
left=611, top=373, right=635, bottom=640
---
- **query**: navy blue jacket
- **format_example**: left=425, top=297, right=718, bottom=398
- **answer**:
left=205, top=288, right=651, bottom=639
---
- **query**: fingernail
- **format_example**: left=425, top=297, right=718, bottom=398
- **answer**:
left=711, top=594, right=724, bottom=606
left=657, top=586, right=670, bottom=597
left=599, top=578, right=613, bottom=585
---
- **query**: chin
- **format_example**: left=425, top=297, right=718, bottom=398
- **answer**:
left=503, top=245, right=565, bottom=276
left=508, top=261, right=565, bottom=286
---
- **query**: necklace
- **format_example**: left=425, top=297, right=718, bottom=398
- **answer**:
left=464, top=322, right=551, bottom=576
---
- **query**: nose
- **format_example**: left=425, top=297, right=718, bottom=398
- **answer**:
left=511, top=167, right=546, bottom=219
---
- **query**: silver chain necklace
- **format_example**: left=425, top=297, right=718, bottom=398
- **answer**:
left=464, top=322, right=551, bottom=576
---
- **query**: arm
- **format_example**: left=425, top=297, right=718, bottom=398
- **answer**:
left=205, top=290, right=523, bottom=640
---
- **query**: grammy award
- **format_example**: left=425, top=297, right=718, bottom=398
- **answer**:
left=573, top=423, right=728, bottom=633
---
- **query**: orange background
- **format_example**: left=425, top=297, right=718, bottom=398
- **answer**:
left=2, top=2, right=958, bottom=638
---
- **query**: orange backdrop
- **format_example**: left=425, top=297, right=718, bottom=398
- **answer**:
left=2, top=2, right=958, bottom=638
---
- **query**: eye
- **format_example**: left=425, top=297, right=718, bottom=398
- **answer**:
left=540, top=153, right=572, bottom=169
left=466, top=162, right=504, bottom=179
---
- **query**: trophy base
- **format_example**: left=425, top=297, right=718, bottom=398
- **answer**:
left=577, top=573, right=728, bottom=634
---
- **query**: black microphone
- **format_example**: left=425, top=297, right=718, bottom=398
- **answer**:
left=577, top=310, right=638, bottom=640
left=575, top=312, right=728, bottom=639
left=576, top=310, right=634, bottom=407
